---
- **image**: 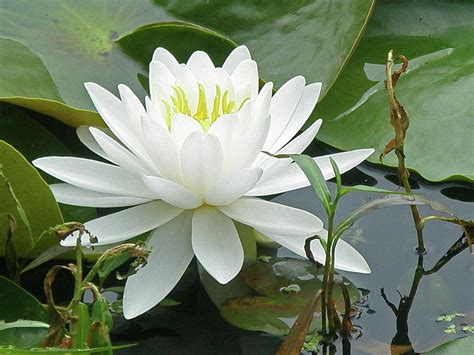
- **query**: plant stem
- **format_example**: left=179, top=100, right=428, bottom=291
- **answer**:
left=395, top=147, right=425, bottom=253
left=321, top=210, right=336, bottom=338
left=69, top=237, right=83, bottom=347
left=385, top=50, right=425, bottom=254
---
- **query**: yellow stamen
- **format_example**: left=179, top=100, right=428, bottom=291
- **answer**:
left=194, top=83, right=208, bottom=121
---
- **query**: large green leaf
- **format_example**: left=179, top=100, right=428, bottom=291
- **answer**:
left=0, top=276, right=49, bottom=349
left=0, top=0, right=374, bottom=127
left=426, top=336, right=474, bottom=355
left=154, top=0, right=375, bottom=97
left=0, top=1, right=238, bottom=127
left=314, top=0, right=474, bottom=182
left=0, top=141, right=63, bottom=257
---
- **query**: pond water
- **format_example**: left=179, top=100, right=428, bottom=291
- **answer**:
left=110, top=142, right=473, bottom=354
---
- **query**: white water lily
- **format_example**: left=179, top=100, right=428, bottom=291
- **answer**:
left=33, top=46, right=374, bottom=319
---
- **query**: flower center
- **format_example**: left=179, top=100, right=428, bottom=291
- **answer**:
left=162, top=84, right=249, bottom=131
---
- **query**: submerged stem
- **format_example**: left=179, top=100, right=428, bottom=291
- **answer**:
left=69, top=237, right=83, bottom=347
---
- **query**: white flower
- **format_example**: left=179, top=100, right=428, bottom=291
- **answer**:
left=33, top=46, right=374, bottom=319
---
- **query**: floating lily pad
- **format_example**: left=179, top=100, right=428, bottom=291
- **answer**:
left=154, top=0, right=375, bottom=97
left=314, top=0, right=474, bottom=182
left=0, top=141, right=63, bottom=257
left=220, top=258, right=360, bottom=335
left=0, top=0, right=375, bottom=127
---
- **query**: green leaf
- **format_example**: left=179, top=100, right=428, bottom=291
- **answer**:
left=0, top=2, right=238, bottom=127
left=154, top=0, right=376, bottom=97
left=335, top=194, right=427, bottom=236
left=289, top=154, right=332, bottom=215
left=314, top=0, right=474, bottom=182
left=0, top=276, right=49, bottom=349
left=21, top=245, right=73, bottom=274
left=0, top=141, right=63, bottom=257
left=117, top=21, right=236, bottom=68
left=0, top=344, right=136, bottom=353
left=340, top=185, right=408, bottom=197
left=426, top=336, right=474, bottom=354
left=0, top=1, right=375, bottom=125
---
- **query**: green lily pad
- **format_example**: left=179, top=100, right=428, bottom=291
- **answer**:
left=0, top=0, right=375, bottom=127
left=314, top=0, right=474, bottom=182
left=0, top=141, right=63, bottom=257
left=220, top=258, right=360, bottom=335
left=426, top=336, right=474, bottom=355
left=0, top=276, right=49, bottom=349
left=154, top=0, right=375, bottom=97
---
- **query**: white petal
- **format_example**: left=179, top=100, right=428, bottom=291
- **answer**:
left=206, top=168, right=263, bottom=206
left=187, top=51, right=216, bottom=83
left=142, top=175, right=202, bottom=209
left=207, top=113, right=240, bottom=172
left=152, top=47, right=181, bottom=74
left=247, top=149, right=375, bottom=196
left=33, top=157, right=155, bottom=198
left=76, top=126, right=110, bottom=161
left=149, top=61, right=175, bottom=89
left=84, top=82, right=149, bottom=162
left=180, top=131, right=223, bottom=197
left=258, top=119, right=322, bottom=179
left=192, top=207, right=243, bottom=284
left=50, top=183, right=151, bottom=208
left=266, top=230, right=371, bottom=273
left=170, top=114, right=203, bottom=148
left=231, top=59, right=259, bottom=99
left=118, top=84, right=146, bottom=135
left=233, top=115, right=270, bottom=170
left=89, top=127, right=150, bottom=174
left=141, top=117, right=181, bottom=182
left=253, top=82, right=273, bottom=120
left=222, top=45, right=251, bottom=74
left=269, top=83, right=322, bottom=153
left=175, top=67, right=199, bottom=113
left=218, top=197, right=323, bottom=237
left=60, top=201, right=183, bottom=247
left=263, top=76, right=306, bottom=150
left=123, top=212, right=193, bottom=319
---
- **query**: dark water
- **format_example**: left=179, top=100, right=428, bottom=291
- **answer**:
left=112, top=142, right=474, bottom=354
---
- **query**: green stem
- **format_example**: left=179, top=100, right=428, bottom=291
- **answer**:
left=69, top=237, right=83, bottom=347
left=321, top=210, right=336, bottom=338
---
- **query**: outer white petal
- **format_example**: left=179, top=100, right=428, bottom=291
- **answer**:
left=258, top=119, right=323, bottom=179
left=218, top=197, right=323, bottom=237
left=222, top=45, right=251, bottom=74
left=247, top=149, right=375, bottom=196
left=231, top=59, right=259, bottom=99
left=266, top=230, right=371, bottom=274
left=263, top=76, right=306, bottom=150
left=170, top=114, right=203, bottom=148
left=208, top=113, right=240, bottom=172
left=123, top=212, right=193, bottom=319
left=60, top=201, right=183, bottom=247
left=205, top=168, right=263, bottom=206
left=50, top=183, right=151, bottom=208
left=152, top=47, right=180, bottom=74
left=269, top=83, right=322, bottom=153
left=118, top=84, right=146, bottom=135
left=142, top=175, right=202, bottom=209
left=192, top=207, right=243, bottom=284
left=89, top=127, right=150, bottom=174
left=181, top=131, right=223, bottom=197
left=76, top=126, right=108, bottom=160
left=84, top=83, right=148, bottom=162
left=33, top=157, right=155, bottom=199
